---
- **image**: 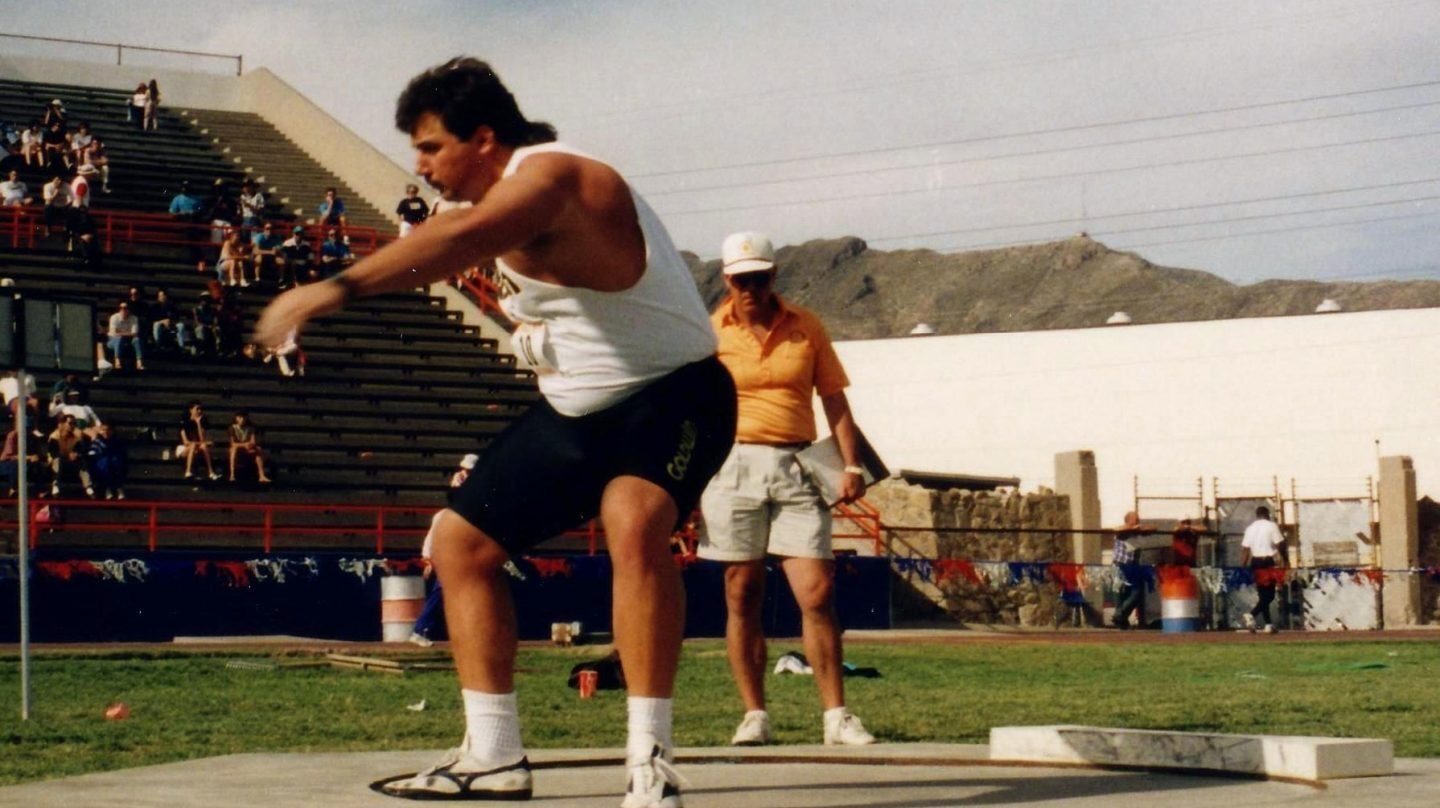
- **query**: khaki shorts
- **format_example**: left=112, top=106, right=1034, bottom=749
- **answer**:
left=697, top=443, right=832, bottom=561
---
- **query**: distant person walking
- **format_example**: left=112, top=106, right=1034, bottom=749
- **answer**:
left=1240, top=506, right=1286, bottom=634
left=1110, top=511, right=1153, bottom=629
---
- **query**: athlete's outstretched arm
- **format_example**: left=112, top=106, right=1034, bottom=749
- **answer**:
left=253, top=158, right=569, bottom=347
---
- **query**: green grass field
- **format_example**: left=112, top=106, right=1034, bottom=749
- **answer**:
left=1, top=638, right=1436, bottom=786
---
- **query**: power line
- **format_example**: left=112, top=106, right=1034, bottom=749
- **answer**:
left=631, top=79, right=1440, bottom=181
left=655, top=127, right=1440, bottom=217
left=1113, top=209, right=1440, bottom=251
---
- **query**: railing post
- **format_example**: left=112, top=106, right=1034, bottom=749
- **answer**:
left=27, top=499, right=38, bottom=551
left=237, top=54, right=243, bottom=76
left=588, top=520, right=598, bottom=555
left=376, top=509, right=385, bottom=554
left=116, top=44, right=123, bottom=67
left=263, top=507, right=274, bottom=554
left=148, top=505, right=158, bottom=552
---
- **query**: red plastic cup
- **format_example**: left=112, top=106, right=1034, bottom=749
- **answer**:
left=578, top=669, right=598, bottom=699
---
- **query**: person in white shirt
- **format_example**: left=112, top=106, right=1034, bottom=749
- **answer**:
left=1240, top=505, right=1286, bottom=633
left=106, top=301, right=145, bottom=372
left=0, top=170, right=31, bottom=206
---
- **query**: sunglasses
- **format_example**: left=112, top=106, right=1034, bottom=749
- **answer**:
left=730, top=272, right=773, bottom=290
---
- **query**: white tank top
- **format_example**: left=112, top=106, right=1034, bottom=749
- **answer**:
left=496, top=143, right=717, bottom=417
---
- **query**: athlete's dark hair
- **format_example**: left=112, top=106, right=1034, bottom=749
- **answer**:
left=395, top=57, right=556, bottom=146
left=1256, top=506, right=1271, bottom=519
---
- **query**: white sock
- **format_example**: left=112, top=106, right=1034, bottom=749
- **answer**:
left=462, top=689, right=524, bottom=764
left=626, top=696, right=673, bottom=761
left=824, top=706, right=849, bottom=724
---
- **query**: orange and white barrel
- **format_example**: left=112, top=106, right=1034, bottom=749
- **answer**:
left=1159, top=570, right=1200, bottom=633
left=380, top=575, right=426, bottom=642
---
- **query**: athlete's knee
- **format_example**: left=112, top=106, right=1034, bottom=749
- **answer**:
left=430, top=511, right=509, bottom=578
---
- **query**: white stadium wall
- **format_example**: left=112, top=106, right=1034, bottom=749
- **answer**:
left=831, top=308, right=1440, bottom=525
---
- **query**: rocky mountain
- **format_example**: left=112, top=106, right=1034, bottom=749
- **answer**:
left=683, top=236, right=1440, bottom=340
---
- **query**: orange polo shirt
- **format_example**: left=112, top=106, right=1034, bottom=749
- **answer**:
left=712, top=296, right=849, bottom=444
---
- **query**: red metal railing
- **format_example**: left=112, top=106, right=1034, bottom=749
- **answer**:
left=834, top=498, right=884, bottom=555
left=454, top=269, right=505, bottom=318
left=7, top=496, right=877, bottom=556
left=0, top=205, right=394, bottom=255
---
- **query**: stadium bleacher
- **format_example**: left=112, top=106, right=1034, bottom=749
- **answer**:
left=1, top=76, right=539, bottom=547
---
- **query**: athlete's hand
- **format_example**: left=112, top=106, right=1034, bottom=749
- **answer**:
left=253, top=280, right=346, bottom=348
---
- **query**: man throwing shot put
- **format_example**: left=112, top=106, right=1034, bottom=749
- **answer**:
left=697, top=232, right=875, bottom=748
left=256, top=57, right=736, bottom=807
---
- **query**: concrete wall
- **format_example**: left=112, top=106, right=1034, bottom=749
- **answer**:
left=832, top=308, right=1440, bottom=526
left=0, top=54, right=246, bottom=110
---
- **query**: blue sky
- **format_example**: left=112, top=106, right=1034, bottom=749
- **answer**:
left=7, top=0, right=1440, bottom=283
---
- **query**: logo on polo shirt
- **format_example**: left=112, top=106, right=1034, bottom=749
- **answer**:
left=667, top=420, right=698, bottom=480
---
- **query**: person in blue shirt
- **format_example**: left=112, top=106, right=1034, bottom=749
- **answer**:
left=318, top=228, right=353, bottom=278
left=251, top=222, right=285, bottom=285
left=168, top=182, right=201, bottom=220
left=317, top=186, right=347, bottom=230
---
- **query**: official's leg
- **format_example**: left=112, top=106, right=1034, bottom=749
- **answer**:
left=723, top=560, right=768, bottom=712
left=780, top=557, right=842, bottom=710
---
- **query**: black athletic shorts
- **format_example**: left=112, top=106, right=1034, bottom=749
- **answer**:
left=449, top=355, right=737, bottom=555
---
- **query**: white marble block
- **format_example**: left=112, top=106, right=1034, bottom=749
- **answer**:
left=989, top=725, right=1392, bottom=781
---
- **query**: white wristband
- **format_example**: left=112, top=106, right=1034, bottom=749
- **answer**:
left=843, top=465, right=865, bottom=476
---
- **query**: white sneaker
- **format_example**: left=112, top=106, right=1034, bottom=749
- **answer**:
left=374, top=743, right=531, bottom=800
left=408, top=632, right=434, bottom=648
left=731, top=710, right=772, bottom=746
left=824, top=711, right=876, bottom=746
left=621, top=744, right=687, bottom=808
left=1260, top=625, right=1276, bottom=635
left=1241, top=613, right=1257, bottom=632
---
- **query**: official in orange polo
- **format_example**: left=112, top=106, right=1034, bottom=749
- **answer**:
left=698, top=231, right=876, bottom=748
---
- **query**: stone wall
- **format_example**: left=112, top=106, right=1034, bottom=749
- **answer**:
left=866, top=480, right=1072, bottom=626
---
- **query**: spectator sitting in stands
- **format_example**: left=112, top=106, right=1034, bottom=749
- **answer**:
left=150, top=288, right=190, bottom=353
left=53, top=389, right=103, bottom=438
left=263, top=327, right=306, bottom=377
left=216, top=287, right=245, bottom=358
left=191, top=291, right=219, bottom=356
left=317, top=186, right=347, bottom=230
left=396, top=184, right=429, bottom=237
left=20, top=121, right=43, bottom=167
left=83, top=135, right=111, bottom=194
left=217, top=228, right=253, bottom=287
left=251, top=222, right=284, bottom=285
left=67, top=121, right=93, bottom=168
left=177, top=400, right=221, bottom=481
left=0, top=119, right=17, bottom=155
left=168, top=181, right=202, bottom=221
left=41, top=120, right=68, bottom=169
left=48, top=373, right=88, bottom=413
left=204, top=180, right=239, bottom=248
left=1, top=423, right=44, bottom=497
left=126, top=285, right=151, bottom=350
left=41, top=99, right=67, bottom=130
left=228, top=410, right=272, bottom=483
left=143, top=79, right=161, bottom=132
left=280, top=225, right=315, bottom=286
left=239, top=178, right=266, bottom=231
left=318, top=228, right=353, bottom=277
left=88, top=422, right=128, bottom=500
left=106, top=300, right=145, bottom=372
left=40, top=173, right=70, bottom=237
left=0, top=169, right=31, bottom=207
left=47, top=413, right=95, bottom=498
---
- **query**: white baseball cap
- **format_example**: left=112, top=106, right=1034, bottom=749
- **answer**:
left=77, top=164, right=97, bottom=175
left=721, top=231, right=776, bottom=276
left=459, top=453, right=480, bottom=470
